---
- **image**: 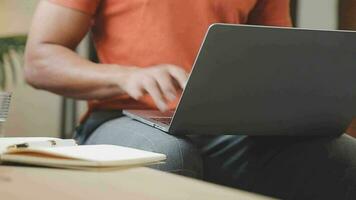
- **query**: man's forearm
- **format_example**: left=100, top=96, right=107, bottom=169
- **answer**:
left=25, top=43, right=128, bottom=100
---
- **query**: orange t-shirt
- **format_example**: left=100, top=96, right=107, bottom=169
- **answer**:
left=49, top=0, right=292, bottom=112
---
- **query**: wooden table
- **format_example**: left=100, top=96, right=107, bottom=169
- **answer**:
left=0, top=166, right=273, bottom=200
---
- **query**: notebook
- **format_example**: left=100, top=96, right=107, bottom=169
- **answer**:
left=0, top=137, right=166, bottom=170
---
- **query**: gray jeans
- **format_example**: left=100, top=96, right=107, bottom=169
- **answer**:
left=75, top=110, right=356, bottom=200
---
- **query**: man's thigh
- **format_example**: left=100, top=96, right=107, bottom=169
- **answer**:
left=196, top=134, right=356, bottom=200
left=84, top=116, right=203, bottom=178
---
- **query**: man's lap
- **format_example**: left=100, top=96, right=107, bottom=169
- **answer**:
left=77, top=111, right=356, bottom=199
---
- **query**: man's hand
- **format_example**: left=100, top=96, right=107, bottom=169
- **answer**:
left=119, top=64, right=188, bottom=111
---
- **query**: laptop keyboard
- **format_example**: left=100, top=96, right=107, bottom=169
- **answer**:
left=151, top=117, right=173, bottom=125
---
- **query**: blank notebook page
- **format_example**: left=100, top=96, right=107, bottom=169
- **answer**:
left=6, top=145, right=166, bottom=163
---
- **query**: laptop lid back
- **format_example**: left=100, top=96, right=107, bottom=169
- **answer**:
left=169, top=24, right=356, bottom=136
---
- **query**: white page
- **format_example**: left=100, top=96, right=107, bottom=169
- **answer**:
left=3, top=145, right=166, bottom=167
left=10, top=145, right=165, bottom=162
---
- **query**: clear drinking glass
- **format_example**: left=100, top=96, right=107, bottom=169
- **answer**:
left=0, top=92, right=11, bottom=137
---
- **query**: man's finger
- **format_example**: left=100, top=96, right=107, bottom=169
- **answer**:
left=167, top=66, right=189, bottom=89
left=154, top=72, right=177, bottom=101
left=123, top=79, right=144, bottom=100
left=127, top=86, right=144, bottom=100
left=142, top=77, right=168, bottom=112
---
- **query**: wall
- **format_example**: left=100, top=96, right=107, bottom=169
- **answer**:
left=1, top=0, right=61, bottom=137
left=0, top=0, right=39, bottom=37
left=297, top=0, right=338, bottom=29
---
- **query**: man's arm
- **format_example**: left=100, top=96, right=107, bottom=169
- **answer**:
left=25, top=1, right=126, bottom=100
left=25, top=1, right=187, bottom=111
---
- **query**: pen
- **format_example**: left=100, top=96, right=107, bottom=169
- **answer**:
left=7, top=139, right=77, bottom=150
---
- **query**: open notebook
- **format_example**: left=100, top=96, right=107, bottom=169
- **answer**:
left=0, top=137, right=166, bottom=170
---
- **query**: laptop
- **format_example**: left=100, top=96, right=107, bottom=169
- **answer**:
left=123, top=23, right=356, bottom=136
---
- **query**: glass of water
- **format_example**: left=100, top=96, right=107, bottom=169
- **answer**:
left=0, top=92, right=11, bottom=137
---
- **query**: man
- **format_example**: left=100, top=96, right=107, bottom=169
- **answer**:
left=25, top=0, right=356, bottom=199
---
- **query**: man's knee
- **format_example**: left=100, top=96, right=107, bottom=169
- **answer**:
left=292, top=135, right=356, bottom=199
left=303, top=135, right=356, bottom=170
left=85, top=117, right=203, bottom=178
left=252, top=134, right=356, bottom=199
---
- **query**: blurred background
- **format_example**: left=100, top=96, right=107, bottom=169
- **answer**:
left=0, top=0, right=355, bottom=138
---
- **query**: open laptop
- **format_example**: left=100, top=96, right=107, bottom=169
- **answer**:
left=123, top=24, right=356, bottom=136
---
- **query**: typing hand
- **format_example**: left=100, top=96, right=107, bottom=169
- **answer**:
left=121, top=64, right=188, bottom=112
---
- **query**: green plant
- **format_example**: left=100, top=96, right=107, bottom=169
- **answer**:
left=0, top=35, right=27, bottom=91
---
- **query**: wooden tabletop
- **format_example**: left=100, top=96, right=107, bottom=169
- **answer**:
left=0, top=166, right=273, bottom=200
